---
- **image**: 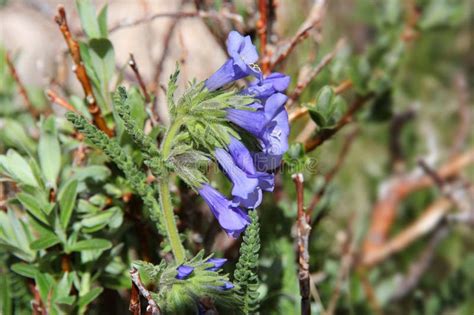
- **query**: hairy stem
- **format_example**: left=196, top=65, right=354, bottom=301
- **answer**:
left=158, top=118, right=186, bottom=263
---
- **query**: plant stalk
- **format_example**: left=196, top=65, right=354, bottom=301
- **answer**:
left=158, top=117, right=186, bottom=263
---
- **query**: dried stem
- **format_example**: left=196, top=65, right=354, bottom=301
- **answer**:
left=307, top=128, right=359, bottom=219
left=292, top=173, right=311, bottom=315
left=288, top=79, right=353, bottom=123
left=257, top=0, right=269, bottom=74
left=108, top=10, right=243, bottom=35
left=128, top=54, right=151, bottom=103
left=362, top=149, right=474, bottom=258
left=303, top=93, right=374, bottom=153
left=130, top=267, right=160, bottom=315
left=270, top=0, right=326, bottom=69
left=46, top=89, right=77, bottom=112
left=361, top=197, right=452, bottom=267
left=54, top=5, right=113, bottom=137
left=389, top=226, right=448, bottom=301
left=286, top=38, right=346, bottom=108
left=5, top=52, right=40, bottom=118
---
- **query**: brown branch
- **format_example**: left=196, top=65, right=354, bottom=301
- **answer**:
left=286, top=38, right=346, bottom=108
left=292, top=173, right=311, bottom=315
left=46, top=89, right=77, bottom=112
left=389, top=109, right=416, bottom=172
left=108, top=10, right=243, bottom=35
left=151, top=4, right=183, bottom=121
left=54, top=5, right=113, bottom=137
left=362, top=149, right=474, bottom=258
left=307, top=128, right=359, bottom=220
left=128, top=54, right=151, bottom=103
left=361, top=197, right=452, bottom=267
left=270, top=0, right=326, bottom=69
left=288, top=79, right=353, bottom=123
left=257, top=0, right=269, bottom=74
left=303, top=93, right=374, bottom=153
left=130, top=267, right=160, bottom=315
left=450, top=73, right=471, bottom=156
left=389, top=226, right=448, bottom=301
left=5, top=52, right=40, bottom=118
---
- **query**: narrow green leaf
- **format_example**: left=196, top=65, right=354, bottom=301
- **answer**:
left=17, top=192, right=49, bottom=225
left=78, top=287, right=103, bottom=308
left=30, top=234, right=60, bottom=250
left=34, top=272, right=52, bottom=302
left=38, top=116, right=61, bottom=189
left=76, top=0, right=101, bottom=38
left=97, top=5, right=108, bottom=37
left=0, top=149, right=39, bottom=187
left=11, top=263, right=39, bottom=278
left=0, top=273, right=12, bottom=315
left=89, top=38, right=115, bottom=90
left=69, top=239, right=112, bottom=252
left=58, top=180, right=78, bottom=229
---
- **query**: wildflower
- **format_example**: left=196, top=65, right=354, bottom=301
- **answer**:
left=219, top=281, right=234, bottom=291
left=215, top=148, right=261, bottom=208
left=205, top=257, right=227, bottom=271
left=176, top=265, right=194, bottom=279
left=226, top=106, right=266, bottom=136
left=198, top=184, right=250, bottom=238
left=243, top=72, right=291, bottom=99
left=205, top=31, right=260, bottom=91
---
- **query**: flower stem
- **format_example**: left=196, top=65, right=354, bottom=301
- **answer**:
left=158, top=117, right=186, bottom=263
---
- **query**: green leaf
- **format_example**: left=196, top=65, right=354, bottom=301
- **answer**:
left=69, top=239, right=112, bottom=252
left=11, top=263, right=39, bottom=278
left=30, top=233, right=60, bottom=250
left=89, top=38, right=115, bottom=91
left=58, top=180, right=78, bottom=229
left=78, top=287, right=103, bottom=309
left=38, top=116, right=61, bottom=189
left=0, top=149, right=39, bottom=187
left=35, top=272, right=53, bottom=302
left=0, top=118, right=36, bottom=153
left=0, top=273, right=12, bottom=315
left=17, top=192, right=49, bottom=225
left=97, top=5, right=108, bottom=37
left=76, top=0, right=101, bottom=38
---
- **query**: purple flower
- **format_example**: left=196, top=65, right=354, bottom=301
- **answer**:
left=227, top=137, right=274, bottom=192
left=253, top=94, right=290, bottom=171
left=243, top=72, right=291, bottom=99
left=215, top=148, right=261, bottom=208
left=226, top=106, right=266, bottom=136
left=176, top=265, right=194, bottom=279
left=205, top=31, right=261, bottom=91
left=198, top=184, right=250, bottom=238
left=206, top=258, right=227, bottom=271
left=220, top=281, right=234, bottom=291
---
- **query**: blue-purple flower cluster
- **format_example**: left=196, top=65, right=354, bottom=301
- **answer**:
left=176, top=258, right=233, bottom=291
left=198, top=31, right=290, bottom=238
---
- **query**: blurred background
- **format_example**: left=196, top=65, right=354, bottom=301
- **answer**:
left=1, top=0, right=473, bottom=314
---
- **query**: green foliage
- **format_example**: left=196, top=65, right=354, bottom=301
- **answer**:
left=136, top=251, right=241, bottom=314
left=65, top=112, right=166, bottom=237
left=305, top=86, right=347, bottom=129
left=234, top=210, right=261, bottom=314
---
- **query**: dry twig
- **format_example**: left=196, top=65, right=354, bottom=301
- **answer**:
left=130, top=267, right=160, bottom=315
left=292, top=173, right=311, bottom=315
left=257, top=0, right=270, bottom=74
left=54, top=5, right=113, bottom=137
left=128, top=54, right=151, bottom=103
left=286, top=38, right=346, bottom=108
left=303, top=93, right=374, bottom=153
left=5, top=52, right=40, bottom=118
left=108, top=10, right=243, bottom=35
left=307, top=128, right=359, bottom=220
left=46, top=89, right=77, bottom=112
left=270, top=0, right=326, bottom=69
